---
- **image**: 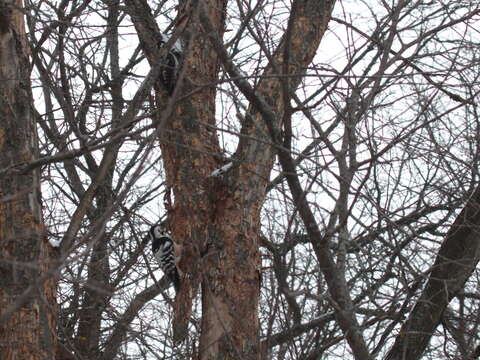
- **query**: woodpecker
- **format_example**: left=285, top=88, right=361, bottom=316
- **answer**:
left=158, top=33, right=183, bottom=95
left=149, top=223, right=181, bottom=291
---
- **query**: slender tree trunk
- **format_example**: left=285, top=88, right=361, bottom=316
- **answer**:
left=384, top=184, right=480, bottom=360
left=0, top=1, right=57, bottom=359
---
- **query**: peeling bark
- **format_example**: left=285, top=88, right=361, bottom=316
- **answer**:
left=0, top=1, right=57, bottom=359
left=125, top=0, right=336, bottom=358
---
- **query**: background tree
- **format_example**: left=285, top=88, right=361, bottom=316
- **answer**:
left=1, top=0, right=480, bottom=359
left=0, top=0, right=56, bottom=359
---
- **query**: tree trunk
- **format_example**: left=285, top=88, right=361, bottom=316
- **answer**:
left=0, top=1, right=57, bottom=359
left=197, top=1, right=337, bottom=358
left=124, top=0, right=260, bottom=356
left=384, top=184, right=480, bottom=360
left=125, top=0, right=335, bottom=358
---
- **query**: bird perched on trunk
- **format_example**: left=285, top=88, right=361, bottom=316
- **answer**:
left=157, top=33, right=183, bottom=95
left=149, top=223, right=181, bottom=291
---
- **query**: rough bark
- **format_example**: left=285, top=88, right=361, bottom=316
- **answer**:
left=384, top=185, right=480, bottom=360
left=204, top=1, right=372, bottom=357
left=124, top=0, right=232, bottom=350
left=126, top=0, right=260, bottom=356
left=157, top=0, right=229, bottom=346
left=125, top=0, right=336, bottom=358
left=0, top=1, right=57, bottom=359
left=202, top=0, right=339, bottom=356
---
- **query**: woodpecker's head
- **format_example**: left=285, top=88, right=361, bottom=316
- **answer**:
left=149, top=223, right=171, bottom=253
left=149, top=224, right=168, bottom=239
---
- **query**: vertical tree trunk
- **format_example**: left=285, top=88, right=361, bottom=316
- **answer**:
left=156, top=2, right=262, bottom=355
left=125, top=0, right=335, bottom=358
left=384, top=184, right=480, bottom=360
left=195, top=1, right=336, bottom=358
left=0, top=1, right=57, bottom=359
left=197, top=184, right=262, bottom=359
left=124, top=0, right=261, bottom=356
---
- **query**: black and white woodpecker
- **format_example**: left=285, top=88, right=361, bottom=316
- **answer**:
left=149, top=223, right=181, bottom=291
left=158, top=33, right=183, bottom=95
